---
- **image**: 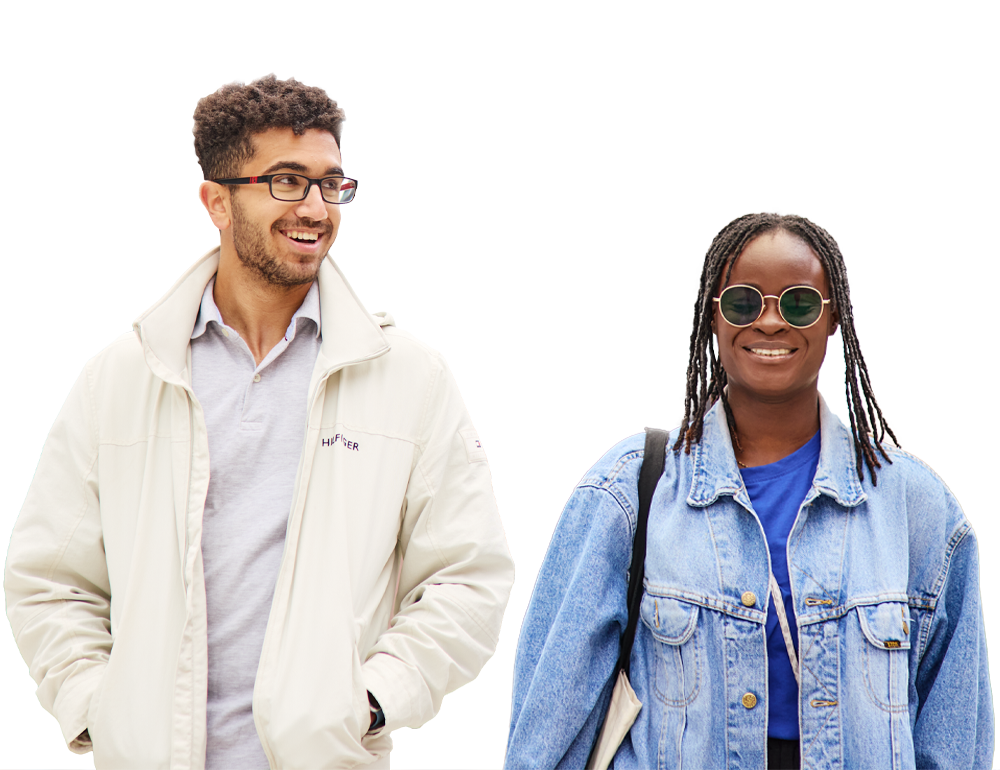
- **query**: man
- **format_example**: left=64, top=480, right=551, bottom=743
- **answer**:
left=5, top=75, right=514, bottom=769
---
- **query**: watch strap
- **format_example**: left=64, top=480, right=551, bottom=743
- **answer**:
left=367, top=691, right=385, bottom=733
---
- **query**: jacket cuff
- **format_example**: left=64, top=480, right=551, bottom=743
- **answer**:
left=52, top=666, right=103, bottom=753
left=362, top=653, right=433, bottom=733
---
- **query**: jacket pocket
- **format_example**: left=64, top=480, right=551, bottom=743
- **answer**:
left=351, top=649, right=372, bottom=747
left=856, top=601, right=911, bottom=711
left=352, top=649, right=391, bottom=760
left=640, top=593, right=701, bottom=706
left=85, top=662, right=110, bottom=745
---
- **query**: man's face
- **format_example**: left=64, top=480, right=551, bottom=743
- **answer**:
left=713, top=229, right=838, bottom=404
left=229, top=127, right=344, bottom=286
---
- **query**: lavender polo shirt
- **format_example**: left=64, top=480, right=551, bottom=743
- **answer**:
left=190, top=276, right=322, bottom=770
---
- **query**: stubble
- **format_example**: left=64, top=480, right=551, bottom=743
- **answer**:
left=230, top=193, right=329, bottom=287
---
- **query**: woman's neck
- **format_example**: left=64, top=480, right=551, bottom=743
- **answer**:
left=726, top=386, right=820, bottom=468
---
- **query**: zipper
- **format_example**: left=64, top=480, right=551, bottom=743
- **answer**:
left=251, top=346, right=389, bottom=770
left=253, top=370, right=331, bottom=768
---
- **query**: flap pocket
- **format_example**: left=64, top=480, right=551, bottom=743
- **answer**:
left=857, top=602, right=911, bottom=650
left=640, top=593, right=699, bottom=645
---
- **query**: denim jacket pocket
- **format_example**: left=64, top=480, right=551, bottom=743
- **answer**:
left=640, top=593, right=701, bottom=706
left=856, top=601, right=911, bottom=711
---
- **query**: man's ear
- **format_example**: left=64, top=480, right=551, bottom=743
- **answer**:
left=199, top=181, right=232, bottom=231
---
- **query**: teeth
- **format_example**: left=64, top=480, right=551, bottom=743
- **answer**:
left=750, top=348, right=792, bottom=357
left=286, top=230, right=318, bottom=242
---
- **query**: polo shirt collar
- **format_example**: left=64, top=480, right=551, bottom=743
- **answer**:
left=190, top=276, right=322, bottom=341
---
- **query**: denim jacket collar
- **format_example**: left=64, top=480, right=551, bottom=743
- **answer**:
left=686, top=394, right=867, bottom=509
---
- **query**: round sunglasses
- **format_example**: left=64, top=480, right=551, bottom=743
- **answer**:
left=714, top=285, right=831, bottom=329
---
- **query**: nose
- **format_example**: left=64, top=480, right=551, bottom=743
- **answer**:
left=753, top=295, right=787, bottom=331
left=294, top=182, right=329, bottom=220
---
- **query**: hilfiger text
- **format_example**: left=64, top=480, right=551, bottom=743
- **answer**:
left=322, top=433, right=360, bottom=451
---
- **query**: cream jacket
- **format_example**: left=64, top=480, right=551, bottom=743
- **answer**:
left=5, top=249, right=514, bottom=769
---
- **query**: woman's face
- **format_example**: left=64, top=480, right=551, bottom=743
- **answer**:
left=713, top=229, right=839, bottom=405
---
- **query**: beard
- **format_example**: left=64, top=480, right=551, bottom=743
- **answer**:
left=230, top=193, right=332, bottom=287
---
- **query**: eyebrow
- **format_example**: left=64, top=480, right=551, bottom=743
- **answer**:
left=262, top=160, right=345, bottom=176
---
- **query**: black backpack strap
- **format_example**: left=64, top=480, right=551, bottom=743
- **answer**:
left=586, top=428, right=670, bottom=768
left=616, top=428, right=668, bottom=679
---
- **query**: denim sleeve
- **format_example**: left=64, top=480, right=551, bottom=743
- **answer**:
left=504, top=482, right=633, bottom=769
left=911, top=529, right=994, bottom=769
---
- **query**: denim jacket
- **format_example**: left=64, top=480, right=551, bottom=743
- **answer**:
left=506, top=398, right=993, bottom=769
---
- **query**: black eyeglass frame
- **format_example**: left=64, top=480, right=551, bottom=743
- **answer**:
left=713, top=284, right=832, bottom=329
left=212, top=173, right=358, bottom=204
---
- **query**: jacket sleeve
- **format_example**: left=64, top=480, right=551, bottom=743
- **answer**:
left=4, top=364, right=111, bottom=754
left=360, top=356, right=514, bottom=732
left=504, top=478, right=633, bottom=769
left=911, top=526, right=994, bottom=768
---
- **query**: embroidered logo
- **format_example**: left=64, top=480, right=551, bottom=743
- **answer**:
left=461, top=428, right=487, bottom=463
left=322, top=433, right=360, bottom=451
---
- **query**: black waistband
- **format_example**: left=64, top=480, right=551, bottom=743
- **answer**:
left=767, top=737, right=800, bottom=770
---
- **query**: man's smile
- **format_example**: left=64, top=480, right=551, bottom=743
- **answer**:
left=278, top=228, right=330, bottom=254
left=282, top=229, right=320, bottom=242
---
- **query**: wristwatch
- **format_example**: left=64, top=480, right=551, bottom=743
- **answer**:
left=367, top=691, right=385, bottom=733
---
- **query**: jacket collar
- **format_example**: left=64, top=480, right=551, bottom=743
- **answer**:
left=686, top=394, right=867, bottom=509
left=132, top=248, right=390, bottom=387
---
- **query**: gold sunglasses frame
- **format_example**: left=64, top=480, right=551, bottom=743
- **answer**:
left=713, top=284, right=832, bottom=329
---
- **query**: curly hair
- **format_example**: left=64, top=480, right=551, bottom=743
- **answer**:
left=674, top=213, right=897, bottom=483
left=193, top=74, right=345, bottom=180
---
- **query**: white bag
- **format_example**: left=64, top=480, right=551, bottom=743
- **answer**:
left=585, top=670, right=642, bottom=770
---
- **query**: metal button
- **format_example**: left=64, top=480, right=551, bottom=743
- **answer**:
left=253, top=374, right=261, bottom=383
left=742, top=692, right=757, bottom=709
left=741, top=591, right=757, bottom=607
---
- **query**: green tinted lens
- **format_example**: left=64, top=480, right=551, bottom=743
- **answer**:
left=779, top=287, right=824, bottom=327
left=719, top=286, right=763, bottom=326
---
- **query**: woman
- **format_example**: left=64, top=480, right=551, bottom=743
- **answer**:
left=505, top=214, right=993, bottom=769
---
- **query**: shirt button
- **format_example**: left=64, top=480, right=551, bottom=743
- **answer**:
left=742, top=692, right=757, bottom=709
left=741, top=591, right=757, bottom=607
left=253, top=374, right=261, bottom=382
left=222, top=329, right=230, bottom=338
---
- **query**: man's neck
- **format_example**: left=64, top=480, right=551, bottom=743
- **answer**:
left=213, top=251, right=314, bottom=365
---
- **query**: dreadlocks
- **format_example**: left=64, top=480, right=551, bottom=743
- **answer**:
left=673, top=213, right=897, bottom=483
left=193, top=74, right=345, bottom=181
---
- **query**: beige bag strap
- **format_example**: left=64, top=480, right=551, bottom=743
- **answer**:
left=769, top=573, right=800, bottom=686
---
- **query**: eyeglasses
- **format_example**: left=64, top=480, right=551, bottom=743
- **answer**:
left=713, top=285, right=831, bottom=329
left=212, top=173, right=358, bottom=204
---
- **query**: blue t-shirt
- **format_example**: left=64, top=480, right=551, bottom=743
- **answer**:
left=740, top=431, right=821, bottom=740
